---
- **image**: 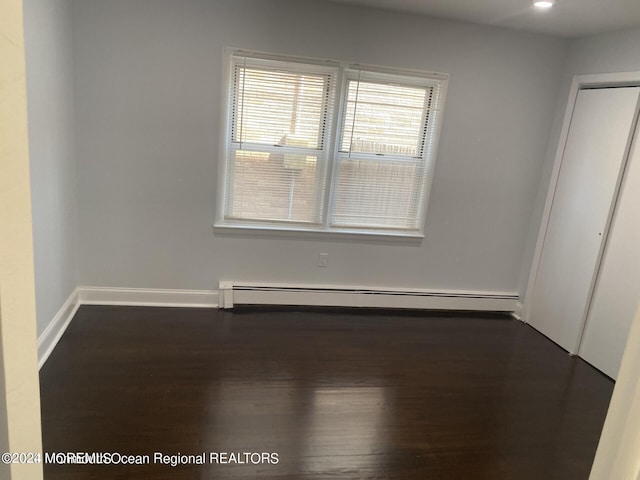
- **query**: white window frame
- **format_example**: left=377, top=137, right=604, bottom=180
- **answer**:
left=215, top=48, right=449, bottom=239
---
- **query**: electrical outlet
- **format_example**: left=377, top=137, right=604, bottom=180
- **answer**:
left=318, top=253, right=329, bottom=267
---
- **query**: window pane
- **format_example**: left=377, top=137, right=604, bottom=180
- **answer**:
left=222, top=53, right=445, bottom=236
left=331, top=157, right=423, bottom=229
left=226, top=149, right=323, bottom=224
left=340, top=81, right=427, bottom=157
left=234, top=67, right=329, bottom=149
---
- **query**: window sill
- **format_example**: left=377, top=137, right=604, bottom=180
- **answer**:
left=212, top=223, right=425, bottom=243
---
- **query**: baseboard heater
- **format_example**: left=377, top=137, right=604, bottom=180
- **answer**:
left=218, top=282, right=519, bottom=312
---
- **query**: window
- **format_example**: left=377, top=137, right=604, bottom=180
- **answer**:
left=217, top=50, right=447, bottom=237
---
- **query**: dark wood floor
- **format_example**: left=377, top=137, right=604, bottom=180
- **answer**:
left=40, top=305, right=614, bottom=480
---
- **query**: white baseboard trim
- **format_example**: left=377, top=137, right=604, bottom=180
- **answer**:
left=37, top=287, right=80, bottom=370
left=38, top=287, right=219, bottom=369
left=224, top=282, right=519, bottom=312
left=38, top=284, right=519, bottom=369
left=511, top=302, right=524, bottom=321
left=78, top=286, right=219, bottom=308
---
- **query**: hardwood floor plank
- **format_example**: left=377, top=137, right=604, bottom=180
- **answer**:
left=39, top=306, right=614, bottom=479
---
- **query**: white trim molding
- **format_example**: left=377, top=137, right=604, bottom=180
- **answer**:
left=37, top=287, right=81, bottom=369
left=38, top=283, right=519, bottom=369
left=38, top=287, right=219, bottom=369
left=511, top=302, right=524, bottom=321
left=221, top=281, right=519, bottom=312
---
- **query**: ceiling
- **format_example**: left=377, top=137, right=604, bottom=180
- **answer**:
left=318, top=0, right=640, bottom=38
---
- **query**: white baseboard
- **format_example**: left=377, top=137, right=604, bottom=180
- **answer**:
left=78, top=286, right=219, bottom=308
left=38, top=284, right=519, bottom=369
left=512, top=302, right=524, bottom=321
left=37, top=287, right=80, bottom=369
left=38, top=286, right=219, bottom=369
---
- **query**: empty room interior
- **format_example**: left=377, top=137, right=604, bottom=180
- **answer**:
left=4, top=0, right=640, bottom=478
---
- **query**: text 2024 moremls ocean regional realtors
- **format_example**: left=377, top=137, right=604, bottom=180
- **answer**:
left=2, top=451, right=280, bottom=466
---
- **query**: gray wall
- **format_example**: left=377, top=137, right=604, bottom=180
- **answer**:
left=73, top=0, right=568, bottom=295
left=24, top=0, right=78, bottom=336
left=567, top=27, right=640, bottom=74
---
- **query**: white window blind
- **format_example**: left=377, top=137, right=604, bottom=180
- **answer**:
left=332, top=70, right=441, bottom=231
left=225, top=56, right=336, bottom=225
left=219, top=51, right=447, bottom=237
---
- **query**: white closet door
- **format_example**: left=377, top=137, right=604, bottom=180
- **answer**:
left=579, top=127, right=640, bottom=379
left=529, top=87, right=640, bottom=353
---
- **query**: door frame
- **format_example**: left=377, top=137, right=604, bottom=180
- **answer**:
left=1, top=0, right=45, bottom=477
left=522, top=71, right=640, bottom=354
